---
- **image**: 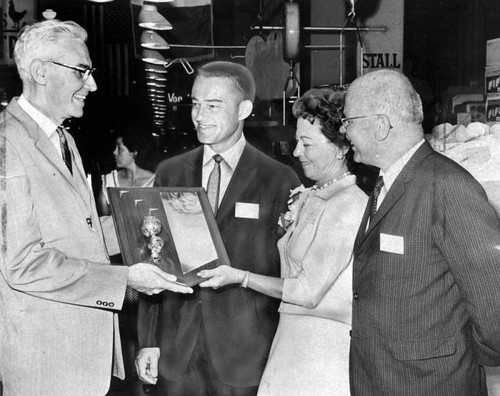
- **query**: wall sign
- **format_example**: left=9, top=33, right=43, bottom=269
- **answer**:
left=363, top=53, right=402, bottom=69
left=358, top=0, right=404, bottom=74
left=2, top=0, right=36, bottom=65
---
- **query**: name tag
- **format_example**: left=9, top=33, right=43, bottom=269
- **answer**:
left=380, top=233, right=404, bottom=255
left=235, top=202, right=259, bottom=219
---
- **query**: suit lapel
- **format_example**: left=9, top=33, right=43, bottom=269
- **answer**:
left=216, top=143, right=258, bottom=223
left=185, top=146, right=203, bottom=187
left=7, top=99, right=92, bottom=210
left=354, top=142, right=434, bottom=252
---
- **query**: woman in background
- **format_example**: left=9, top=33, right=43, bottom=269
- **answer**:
left=98, top=129, right=156, bottom=394
left=97, top=131, right=155, bottom=216
left=198, top=87, right=368, bottom=396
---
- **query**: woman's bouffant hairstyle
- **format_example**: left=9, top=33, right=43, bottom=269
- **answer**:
left=116, top=126, right=156, bottom=171
left=292, top=87, right=357, bottom=173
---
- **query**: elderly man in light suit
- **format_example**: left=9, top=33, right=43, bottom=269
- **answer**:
left=342, top=69, right=500, bottom=395
left=0, top=20, right=192, bottom=396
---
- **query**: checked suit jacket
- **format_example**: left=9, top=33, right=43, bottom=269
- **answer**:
left=138, top=142, right=300, bottom=387
left=349, top=141, right=500, bottom=396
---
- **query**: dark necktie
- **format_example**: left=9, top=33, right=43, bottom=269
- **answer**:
left=56, top=127, right=72, bottom=175
left=370, top=176, right=384, bottom=219
left=207, top=154, right=223, bottom=215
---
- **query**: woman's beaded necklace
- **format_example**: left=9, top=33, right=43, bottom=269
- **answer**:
left=312, top=171, right=352, bottom=191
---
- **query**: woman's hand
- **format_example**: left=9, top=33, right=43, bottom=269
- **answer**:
left=198, top=265, right=245, bottom=289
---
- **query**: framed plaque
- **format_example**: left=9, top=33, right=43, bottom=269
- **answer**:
left=108, top=187, right=230, bottom=286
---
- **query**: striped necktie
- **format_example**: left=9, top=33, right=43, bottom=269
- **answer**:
left=370, top=176, right=384, bottom=219
left=56, top=127, right=72, bottom=175
left=207, top=154, right=223, bottom=215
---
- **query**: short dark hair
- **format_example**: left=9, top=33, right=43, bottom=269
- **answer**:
left=196, top=61, right=256, bottom=102
left=292, top=87, right=357, bottom=173
left=115, top=127, right=155, bottom=171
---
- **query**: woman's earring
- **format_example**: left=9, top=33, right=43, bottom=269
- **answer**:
left=336, top=151, right=345, bottom=160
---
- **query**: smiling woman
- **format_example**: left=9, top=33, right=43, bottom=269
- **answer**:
left=197, top=86, right=368, bottom=396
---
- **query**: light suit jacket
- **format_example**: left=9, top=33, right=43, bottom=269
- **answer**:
left=138, top=143, right=300, bottom=387
left=350, top=142, right=500, bottom=396
left=0, top=98, right=129, bottom=396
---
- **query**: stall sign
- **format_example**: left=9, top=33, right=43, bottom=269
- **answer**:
left=363, top=53, right=402, bottom=69
left=360, top=0, right=404, bottom=74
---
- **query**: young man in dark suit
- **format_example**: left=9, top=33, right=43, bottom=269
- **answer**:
left=136, top=61, right=300, bottom=395
left=342, top=69, right=500, bottom=395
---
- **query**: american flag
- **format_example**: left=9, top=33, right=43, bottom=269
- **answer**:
left=83, top=4, right=133, bottom=96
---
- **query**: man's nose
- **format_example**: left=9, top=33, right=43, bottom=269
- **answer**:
left=85, top=74, right=97, bottom=92
left=193, top=106, right=205, bottom=121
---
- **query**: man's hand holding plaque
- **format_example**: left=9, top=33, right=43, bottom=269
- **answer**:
left=127, top=263, right=193, bottom=295
left=125, top=215, right=193, bottom=295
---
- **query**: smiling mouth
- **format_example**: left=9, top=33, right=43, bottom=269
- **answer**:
left=74, top=94, right=87, bottom=102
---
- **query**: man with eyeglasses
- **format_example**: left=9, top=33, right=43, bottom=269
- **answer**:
left=342, top=69, right=500, bottom=395
left=0, top=19, right=192, bottom=396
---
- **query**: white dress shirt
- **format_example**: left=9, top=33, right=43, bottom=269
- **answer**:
left=17, top=94, right=62, bottom=158
left=202, top=134, right=246, bottom=209
left=377, top=139, right=425, bottom=210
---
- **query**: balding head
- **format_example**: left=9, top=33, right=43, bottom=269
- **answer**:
left=196, top=61, right=256, bottom=102
left=346, top=69, right=424, bottom=125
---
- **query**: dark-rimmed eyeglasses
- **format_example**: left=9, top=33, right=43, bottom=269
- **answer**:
left=340, top=114, right=393, bottom=129
left=46, top=60, right=97, bottom=82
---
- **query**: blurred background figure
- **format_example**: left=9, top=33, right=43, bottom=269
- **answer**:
left=199, top=87, right=368, bottom=396
left=98, top=127, right=156, bottom=217
left=97, top=127, right=157, bottom=395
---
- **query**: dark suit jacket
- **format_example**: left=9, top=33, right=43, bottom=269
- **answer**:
left=139, top=142, right=300, bottom=387
left=350, top=142, right=500, bottom=396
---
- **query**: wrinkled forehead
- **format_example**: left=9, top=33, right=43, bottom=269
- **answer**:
left=49, top=37, right=90, bottom=63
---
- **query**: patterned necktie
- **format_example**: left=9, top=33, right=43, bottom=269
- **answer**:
left=370, top=176, right=384, bottom=219
left=56, top=127, right=72, bottom=175
left=207, top=154, right=223, bottom=215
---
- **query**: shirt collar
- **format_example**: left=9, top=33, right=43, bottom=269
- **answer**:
left=18, top=94, right=59, bottom=138
left=380, top=139, right=425, bottom=192
left=203, top=133, right=247, bottom=171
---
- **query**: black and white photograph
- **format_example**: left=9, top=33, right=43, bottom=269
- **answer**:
left=2, top=0, right=500, bottom=395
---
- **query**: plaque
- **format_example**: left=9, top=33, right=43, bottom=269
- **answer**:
left=107, top=187, right=231, bottom=286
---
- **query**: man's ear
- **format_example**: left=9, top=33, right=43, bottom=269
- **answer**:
left=238, top=99, right=253, bottom=121
left=30, top=59, right=47, bottom=85
left=375, top=114, right=391, bottom=141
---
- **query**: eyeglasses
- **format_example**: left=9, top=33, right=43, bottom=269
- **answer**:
left=340, top=114, right=393, bottom=129
left=46, top=60, right=97, bottom=82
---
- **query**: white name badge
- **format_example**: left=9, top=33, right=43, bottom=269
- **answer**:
left=380, top=233, right=404, bottom=255
left=235, top=202, right=260, bottom=219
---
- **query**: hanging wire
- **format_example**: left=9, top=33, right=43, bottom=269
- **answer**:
left=340, top=0, right=365, bottom=87
left=347, top=0, right=356, bottom=19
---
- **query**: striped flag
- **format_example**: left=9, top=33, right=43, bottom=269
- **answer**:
left=84, top=4, right=133, bottom=96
